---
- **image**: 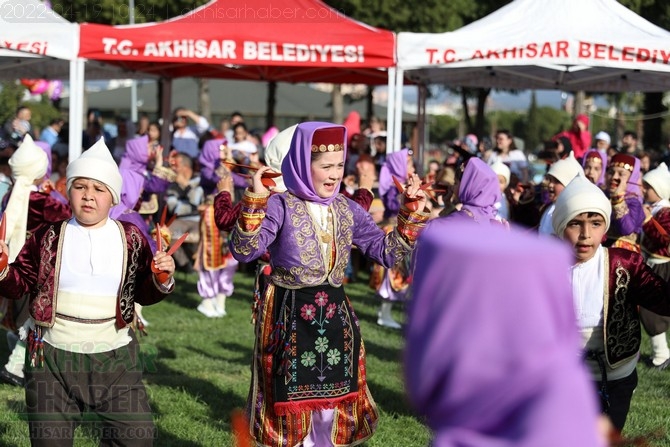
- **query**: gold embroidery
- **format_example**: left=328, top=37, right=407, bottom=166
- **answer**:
left=611, top=200, right=629, bottom=220
left=152, top=165, right=177, bottom=182
left=606, top=260, right=640, bottom=368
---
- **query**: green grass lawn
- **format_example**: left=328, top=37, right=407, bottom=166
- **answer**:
left=0, top=265, right=669, bottom=446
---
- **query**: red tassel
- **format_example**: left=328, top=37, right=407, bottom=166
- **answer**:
left=231, top=409, right=252, bottom=447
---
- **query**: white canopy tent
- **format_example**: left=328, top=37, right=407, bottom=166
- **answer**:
left=392, top=0, right=670, bottom=154
left=0, top=0, right=135, bottom=161
left=0, top=0, right=85, bottom=160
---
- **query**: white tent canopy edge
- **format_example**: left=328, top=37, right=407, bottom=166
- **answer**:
left=394, top=0, right=670, bottom=157
left=0, top=0, right=85, bottom=162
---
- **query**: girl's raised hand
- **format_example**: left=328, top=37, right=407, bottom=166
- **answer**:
left=404, top=173, right=428, bottom=212
left=252, top=166, right=274, bottom=195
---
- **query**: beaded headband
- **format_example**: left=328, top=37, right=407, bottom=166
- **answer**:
left=610, top=154, right=636, bottom=172
left=310, top=127, right=345, bottom=153
left=584, top=152, right=603, bottom=162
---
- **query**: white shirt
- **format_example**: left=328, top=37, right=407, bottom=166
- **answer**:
left=571, top=245, right=605, bottom=329
left=538, top=203, right=556, bottom=235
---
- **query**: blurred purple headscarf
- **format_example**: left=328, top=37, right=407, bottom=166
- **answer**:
left=450, top=158, right=501, bottom=224
left=119, top=135, right=149, bottom=172
left=378, top=148, right=410, bottom=198
left=406, top=220, right=604, bottom=447
left=281, top=122, right=347, bottom=206
left=109, top=136, right=148, bottom=220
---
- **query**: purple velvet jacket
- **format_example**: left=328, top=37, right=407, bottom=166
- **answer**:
left=604, top=247, right=670, bottom=367
left=230, top=192, right=412, bottom=288
left=607, top=194, right=644, bottom=245
left=0, top=220, right=171, bottom=329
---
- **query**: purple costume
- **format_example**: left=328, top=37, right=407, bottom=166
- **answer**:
left=110, top=136, right=157, bottom=252
left=230, top=122, right=429, bottom=447
left=406, top=220, right=605, bottom=447
left=607, top=154, right=644, bottom=250
left=196, top=139, right=238, bottom=301
left=378, top=148, right=410, bottom=220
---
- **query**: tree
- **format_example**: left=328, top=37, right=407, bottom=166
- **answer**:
left=50, top=0, right=208, bottom=25
left=0, top=81, right=25, bottom=126
left=525, top=91, right=540, bottom=152
left=617, top=0, right=670, bottom=150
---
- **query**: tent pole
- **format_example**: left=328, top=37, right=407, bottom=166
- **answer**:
left=160, top=78, right=173, bottom=150
left=417, top=83, right=427, bottom=172
left=386, top=68, right=396, bottom=153
left=129, top=0, right=138, bottom=124
left=394, top=68, right=404, bottom=152
left=68, top=58, right=84, bottom=163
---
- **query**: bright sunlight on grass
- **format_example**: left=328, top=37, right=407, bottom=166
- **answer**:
left=0, top=264, right=669, bottom=446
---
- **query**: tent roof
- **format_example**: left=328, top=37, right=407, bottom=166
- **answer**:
left=79, top=0, right=395, bottom=85
left=0, top=0, right=139, bottom=80
left=397, top=0, right=670, bottom=92
left=0, top=0, right=76, bottom=60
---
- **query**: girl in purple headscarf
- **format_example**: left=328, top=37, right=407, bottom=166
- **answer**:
left=193, top=138, right=239, bottom=318
left=604, top=153, right=644, bottom=252
left=113, top=135, right=176, bottom=326
left=378, top=148, right=413, bottom=220
left=441, top=157, right=504, bottom=226
left=406, top=220, right=606, bottom=447
left=230, top=122, right=429, bottom=447
left=582, top=149, right=608, bottom=188
left=118, top=135, right=175, bottom=219
left=372, top=148, right=415, bottom=329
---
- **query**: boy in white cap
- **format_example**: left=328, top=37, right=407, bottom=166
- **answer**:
left=490, top=160, right=511, bottom=220
left=0, top=138, right=176, bottom=446
left=0, top=135, right=71, bottom=386
left=639, top=162, right=670, bottom=369
left=538, top=152, right=583, bottom=235
left=552, top=174, right=670, bottom=432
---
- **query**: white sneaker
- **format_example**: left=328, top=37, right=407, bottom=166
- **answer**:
left=377, top=314, right=402, bottom=329
left=215, top=294, right=227, bottom=317
left=197, top=299, right=220, bottom=318
left=377, top=302, right=402, bottom=329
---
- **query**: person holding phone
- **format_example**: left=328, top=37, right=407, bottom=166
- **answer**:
left=171, top=107, right=209, bottom=159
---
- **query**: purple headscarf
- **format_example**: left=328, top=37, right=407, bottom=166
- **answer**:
left=456, top=158, right=501, bottom=223
left=281, top=122, right=347, bottom=206
left=378, top=148, right=410, bottom=198
left=119, top=135, right=149, bottom=173
left=199, top=138, right=226, bottom=195
left=406, top=221, right=604, bottom=447
left=109, top=167, right=144, bottom=219
left=610, top=153, right=642, bottom=201
left=627, top=156, right=642, bottom=199
left=582, top=149, right=607, bottom=186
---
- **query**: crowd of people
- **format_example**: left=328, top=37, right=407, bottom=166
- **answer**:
left=0, top=102, right=668, bottom=446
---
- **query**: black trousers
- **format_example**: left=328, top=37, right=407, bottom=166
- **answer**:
left=24, top=332, right=155, bottom=447
left=596, top=369, right=638, bottom=432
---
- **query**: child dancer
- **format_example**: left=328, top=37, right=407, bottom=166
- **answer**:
left=373, top=148, right=416, bottom=328
left=0, top=139, right=176, bottom=445
left=639, top=162, right=670, bottom=369
left=0, top=135, right=71, bottom=386
left=552, top=174, right=670, bottom=431
left=230, top=122, right=429, bottom=447
left=604, top=153, right=644, bottom=252
left=407, top=219, right=606, bottom=446
left=196, top=138, right=239, bottom=317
